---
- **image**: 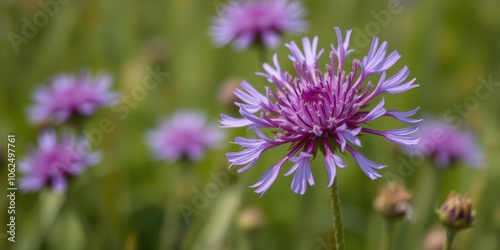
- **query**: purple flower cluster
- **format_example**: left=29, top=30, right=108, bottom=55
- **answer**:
left=146, top=111, right=225, bottom=162
left=211, top=0, right=307, bottom=50
left=221, top=28, right=420, bottom=195
left=412, top=120, right=482, bottom=168
left=19, top=130, right=100, bottom=193
left=28, top=70, right=117, bottom=125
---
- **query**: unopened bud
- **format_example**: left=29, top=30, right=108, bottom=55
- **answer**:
left=436, top=192, right=474, bottom=231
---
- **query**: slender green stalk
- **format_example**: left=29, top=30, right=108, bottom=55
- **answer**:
left=158, top=162, right=193, bottom=250
left=158, top=170, right=180, bottom=250
left=67, top=184, right=98, bottom=250
left=382, top=220, right=394, bottom=250
left=330, top=177, right=345, bottom=250
left=87, top=168, right=122, bottom=250
left=443, top=230, right=456, bottom=250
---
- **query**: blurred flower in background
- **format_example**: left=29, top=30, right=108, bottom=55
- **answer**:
left=28, top=70, right=118, bottom=126
left=221, top=27, right=420, bottom=195
left=410, top=119, right=483, bottom=168
left=211, top=0, right=307, bottom=50
left=424, top=226, right=446, bottom=250
left=19, top=130, right=101, bottom=193
left=146, top=111, right=225, bottom=162
left=374, top=183, right=413, bottom=220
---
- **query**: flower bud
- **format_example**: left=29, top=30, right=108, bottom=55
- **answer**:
left=424, top=226, right=446, bottom=250
left=237, top=206, right=265, bottom=233
left=436, top=192, right=474, bottom=231
left=374, top=183, right=413, bottom=220
left=218, top=78, right=241, bottom=112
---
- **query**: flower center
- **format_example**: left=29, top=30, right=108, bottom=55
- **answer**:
left=301, top=87, right=324, bottom=104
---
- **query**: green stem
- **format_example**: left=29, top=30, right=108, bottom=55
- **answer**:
left=158, top=162, right=193, bottom=250
left=88, top=168, right=122, bottom=250
left=443, top=230, right=456, bottom=250
left=330, top=177, right=345, bottom=250
left=382, top=220, right=394, bottom=250
left=67, top=184, right=99, bottom=250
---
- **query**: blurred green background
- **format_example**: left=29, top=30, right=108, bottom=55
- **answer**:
left=1, top=0, right=500, bottom=249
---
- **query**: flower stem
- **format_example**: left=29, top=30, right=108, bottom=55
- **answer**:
left=67, top=184, right=99, bottom=250
left=382, top=220, right=394, bottom=250
left=330, top=177, right=345, bottom=250
left=443, top=230, right=456, bottom=250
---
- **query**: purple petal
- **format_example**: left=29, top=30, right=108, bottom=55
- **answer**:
left=386, top=107, right=422, bottom=124
left=377, top=67, right=418, bottom=94
left=324, top=152, right=346, bottom=187
left=348, top=148, right=385, bottom=180
left=262, top=30, right=281, bottom=48
left=335, top=124, right=362, bottom=152
left=234, top=80, right=267, bottom=113
left=331, top=27, right=353, bottom=64
left=355, top=98, right=386, bottom=123
left=220, top=114, right=253, bottom=128
left=384, top=126, right=420, bottom=147
left=250, top=164, right=282, bottom=196
left=257, top=53, right=286, bottom=83
left=362, top=38, right=401, bottom=75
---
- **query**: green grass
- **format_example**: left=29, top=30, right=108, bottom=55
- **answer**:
left=1, top=0, right=500, bottom=249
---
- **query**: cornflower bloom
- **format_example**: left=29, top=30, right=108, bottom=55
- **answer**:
left=412, top=119, right=482, bottom=168
left=28, top=70, right=117, bottom=125
left=19, top=130, right=100, bottom=193
left=221, top=27, right=420, bottom=195
left=146, top=111, right=225, bottom=162
left=211, top=0, right=307, bottom=50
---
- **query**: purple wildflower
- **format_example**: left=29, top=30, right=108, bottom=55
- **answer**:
left=221, top=27, right=420, bottom=195
left=146, top=111, right=225, bottom=162
left=411, top=119, right=482, bottom=168
left=28, top=70, right=117, bottom=125
left=211, top=0, right=307, bottom=50
left=19, top=130, right=100, bottom=193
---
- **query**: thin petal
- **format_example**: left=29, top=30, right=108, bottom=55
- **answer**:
left=386, top=107, right=422, bottom=124
left=220, top=114, right=253, bottom=128
left=348, top=147, right=385, bottom=180
left=250, top=164, right=281, bottom=196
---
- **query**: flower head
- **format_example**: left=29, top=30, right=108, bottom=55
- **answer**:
left=19, top=130, right=101, bottom=193
left=28, top=70, right=117, bottom=125
left=436, top=192, right=475, bottom=231
left=211, top=0, right=307, bottom=50
left=411, top=119, right=482, bottom=168
left=146, top=111, right=225, bottom=162
left=221, top=27, right=420, bottom=195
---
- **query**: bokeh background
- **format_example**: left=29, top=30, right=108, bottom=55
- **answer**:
left=1, top=0, right=500, bottom=249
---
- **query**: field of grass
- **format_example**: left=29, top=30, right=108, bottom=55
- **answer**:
left=1, top=0, right=500, bottom=249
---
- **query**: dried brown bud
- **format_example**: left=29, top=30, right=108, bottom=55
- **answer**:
left=237, top=206, right=265, bottom=233
left=374, top=183, right=413, bottom=220
left=218, top=78, right=241, bottom=112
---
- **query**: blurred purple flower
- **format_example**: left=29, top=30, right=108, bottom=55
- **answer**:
left=221, top=27, right=420, bottom=195
left=19, top=130, right=101, bottom=193
left=211, top=0, right=307, bottom=50
left=412, top=119, right=482, bottom=168
left=28, top=70, right=117, bottom=125
left=146, top=111, right=225, bottom=162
